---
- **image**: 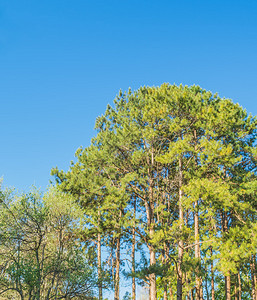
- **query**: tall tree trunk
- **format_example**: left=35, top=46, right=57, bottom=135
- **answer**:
left=238, top=272, right=242, bottom=300
left=97, top=232, right=102, bottom=300
left=132, top=199, right=136, bottom=300
left=114, top=236, right=120, bottom=300
left=114, top=209, right=122, bottom=300
left=142, top=146, right=157, bottom=300
left=177, top=157, right=184, bottom=300
left=225, top=272, right=231, bottom=300
left=194, top=202, right=202, bottom=300
left=145, top=201, right=156, bottom=300
left=169, top=286, right=174, bottom=300
left=210, top=247, right=215, bottom=300
left=162, top=239, right=170, bottom=300
left=193, top=129, right=203, bottom=300
left=162, top=249, right=168, bottom=300
left=147, top=147, right=157, bottom=300
left=165, top=242, right=173, bottom=299
left=254, top=255, right=257, bottom=300
left=98, top=210, right=103, bottom=300
left=223, top=212, right=231, bottom=300
left=251, top=254, right=257, bottom=300
left=234, top=280, right=238, bottom=300
left=164, top=284, right=168, bottom=300
left=149, top=237, right=157, bottom=300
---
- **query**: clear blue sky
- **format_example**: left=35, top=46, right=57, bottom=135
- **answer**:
left=1, top=0, right=257, bottom=191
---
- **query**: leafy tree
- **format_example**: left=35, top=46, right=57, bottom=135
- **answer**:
left=0, top=187, right=97, bottom=299
left=52, top=83, right=257, bottom=300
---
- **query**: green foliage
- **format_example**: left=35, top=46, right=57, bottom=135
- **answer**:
left=0, top=187, right=97, bottom=299
left=3, top=83, right=256, bottom=299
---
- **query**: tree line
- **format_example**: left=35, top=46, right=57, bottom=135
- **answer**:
left=1, top=84, right=257, bottom=299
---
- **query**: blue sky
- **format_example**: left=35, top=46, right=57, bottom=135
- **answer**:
left=1, top=0, right=257, bottom=191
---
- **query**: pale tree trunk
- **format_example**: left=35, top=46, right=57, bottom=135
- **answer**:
left=132, top=199, right=136, bottom=300
left=162, top=239, right=170, bottom=300
left=97, top=231, right=102, bottom=300
left=146, top=147, right=157, bottom=300
left=162, top=249, right=168, bottom=300
left=145, top=198, right=156, bottom=300
left=137, top=144, right=157, bottom=300
left=165, top=182, right=173, bottom=300
left=98, top=210, right=103, bottom=300
left=234, top=273, right=239, bottom=300
left=114, top=236, right=120, bottom=300
left=251, top=254, right=257, bottom=300
left=210, top=247, right=215, bottom=300
left=112, top=241, right=115, bottom=286
left=193, top=129, right=202, bottom=300
left=194, top=202, right=203, bottom=300
left=149, top=237, right=156, bottom=300
left=222, top=212, right=231, bottom=300
left=165, top=242, right=173, bottom=299
left=164, top=243, right=173, bottom=300
left=177, top=157, right=183, bottom=300
left=234, top=280, right=238, bottom=300
left=163, top=282, right=168, bottom=300
left=225, top=273, right=231, bottom=300
left=238, top=272, right=242, bottom=300
left=254, top=255, right=257, bottom=300
left=185, top=210, right=189, bottom=300
left=145, top=201, right=156, bottom=300
left=114, top=209, right=122, bottom=300
left=169, top=286, right=174, bottom=300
